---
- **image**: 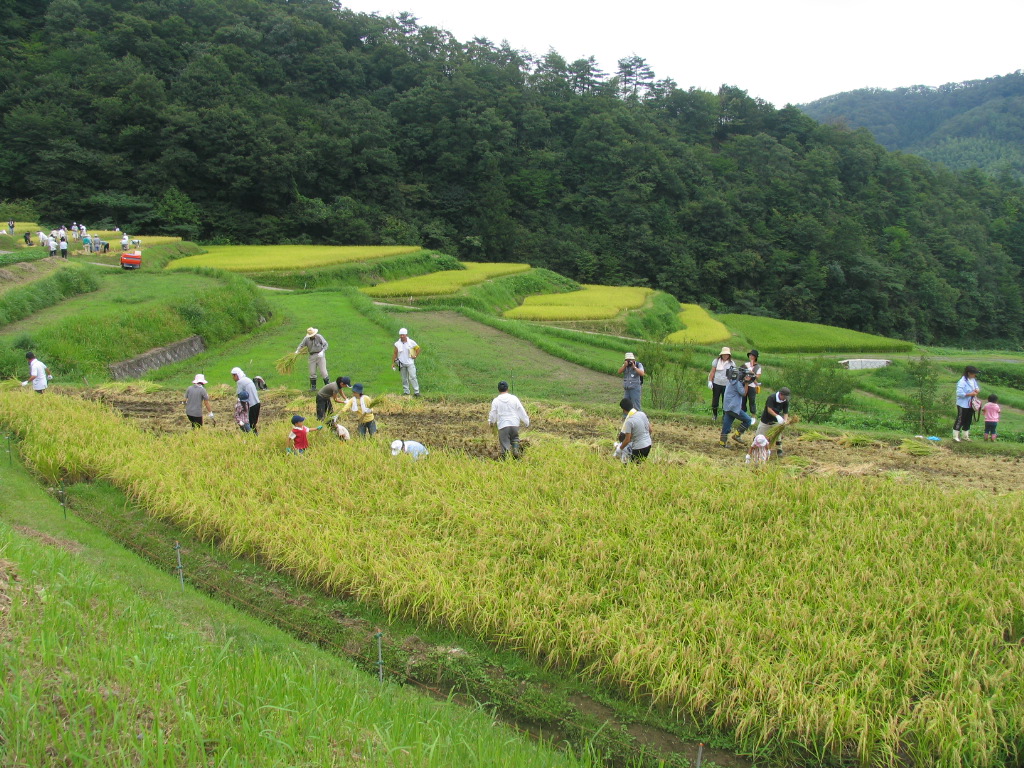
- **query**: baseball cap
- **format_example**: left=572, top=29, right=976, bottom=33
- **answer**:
left=340, top=376, right=351, bottom=386
left=291, top=414, right=305, bottom=424
left=398, top=328, right=408, bottom=335
left=778, top=387, right=791, bottom=397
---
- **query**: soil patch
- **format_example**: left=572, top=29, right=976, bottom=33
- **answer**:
left=76, top=387, right=1023, bottom=492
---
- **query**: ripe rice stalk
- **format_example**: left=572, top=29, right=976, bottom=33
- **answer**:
left=275, top=349, right=306, bottom=375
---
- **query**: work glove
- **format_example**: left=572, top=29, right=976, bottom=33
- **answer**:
left=744, top=455, right=751, bottom=464
left=707, top=381, right=713, bottom=389
left=208, top=412, right=214, bottom=419
left=776, top=415, right=785, bottom=424
left=20, top=381, right=28, bottom=387
left=47, top=374, right=53, bottom=380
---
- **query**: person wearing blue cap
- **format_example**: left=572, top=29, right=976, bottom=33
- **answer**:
left=234, top=390, right=252, bottom=432
left=288, top=414, right=322, bottom=454
left=343, top=383, right=376, bottom=437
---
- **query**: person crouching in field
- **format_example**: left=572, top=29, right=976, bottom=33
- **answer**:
left=184, top=374, right=213, bottom=428
left=720, top=368, right=753, bottom=448
left=344, top=383, right=376, bottom=437
left=287, top=415, right=322, bottom=454
left=755, top=387, right=791, bottom=457
left=745, top=434, right=771, bottom=465
left=316, top=376, right=351, bottom=421
left=617, top=397, right=652, bottom=463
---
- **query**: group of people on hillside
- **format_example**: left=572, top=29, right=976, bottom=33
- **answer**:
left=707, top=346, right=790, bottom=458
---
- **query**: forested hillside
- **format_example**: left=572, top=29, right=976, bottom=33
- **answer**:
left=800, top=71, right=1024, bottom=182
left=3, top=0, right=1024, bottom=344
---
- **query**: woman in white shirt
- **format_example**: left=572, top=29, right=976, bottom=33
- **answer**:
left=707, top=347, right=735, bottom=422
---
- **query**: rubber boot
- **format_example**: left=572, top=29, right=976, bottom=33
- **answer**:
left=953, top=430, right=961, bottom=442
left=309, top=377, right=317, bottom=392
left=323, top=377, right=330, bottom=386
left=961, top=430, right=971, bottom=442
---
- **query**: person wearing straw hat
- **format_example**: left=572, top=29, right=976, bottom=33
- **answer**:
left=184, top=374, right=214, bottom=428
left=707, top=346, right=736, bottom=422
left=392, top=327, right=421, bottom=396
left=295, top=327, right=330, bottom=392
left=617, top=352, right=646, bottom=410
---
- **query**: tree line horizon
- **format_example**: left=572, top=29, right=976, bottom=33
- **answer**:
left=2, top=0, right=1023, bottom=345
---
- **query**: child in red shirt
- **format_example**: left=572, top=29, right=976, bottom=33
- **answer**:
left=982, top=395, right=1001, bottom=442
left=288, top=415, right=322, bottom=453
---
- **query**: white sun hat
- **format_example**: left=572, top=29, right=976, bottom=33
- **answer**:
left=192, top=374, right=207, bottom=385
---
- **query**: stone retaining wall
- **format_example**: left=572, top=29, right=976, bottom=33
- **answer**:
left=109, top=335, right=205, bottom=380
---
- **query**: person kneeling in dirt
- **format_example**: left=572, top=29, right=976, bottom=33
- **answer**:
left=720, top=368, right=754, bottom=448
left=489, top=381, right=529, bottom=459
left=316, top=376, right=351, bottom=421
left=617, top=397, right=652, bottom=463
left=755, top=387, right=791, bottom=457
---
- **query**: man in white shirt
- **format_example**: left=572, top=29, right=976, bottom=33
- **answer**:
left=22, top=352, right=50, bottom=393
left=391, top=327, right=421, bottom=396
left=488, top=381, right=529, bottom=459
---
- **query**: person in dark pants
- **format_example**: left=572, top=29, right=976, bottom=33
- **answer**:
left=184, top=374, right=213, bottom=427
left=953, top=365, right=980, bottom=442
left=316, top=376, right=351, bottom=421
left=742, top=349, right=762, bottom=418
left=231, top=366, right=261, bottom=435
left=618, top=397, right=652, bottom=462
left=720, top=369, right=753, bottom=448
left=707, top=347, right=735, bottom=422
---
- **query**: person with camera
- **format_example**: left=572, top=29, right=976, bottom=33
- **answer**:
left=617, top=352, right=646, bottom=410
left=719, top=366, right=754, bottom=448
left=754, top=387, right=791, bottom=457
left=707, top=347, right=735, bottom=422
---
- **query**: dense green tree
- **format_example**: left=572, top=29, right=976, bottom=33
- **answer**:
left=1, top=0, right=1022, bottom=343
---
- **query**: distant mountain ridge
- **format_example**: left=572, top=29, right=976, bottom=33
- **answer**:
left=799, top=70, right=1024, bottom=180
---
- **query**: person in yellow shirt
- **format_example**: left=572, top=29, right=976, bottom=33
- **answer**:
left=344, top=383, right=377, bottom=437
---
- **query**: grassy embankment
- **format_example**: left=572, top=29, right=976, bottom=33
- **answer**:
left=0, top=459, right=596, bottom=768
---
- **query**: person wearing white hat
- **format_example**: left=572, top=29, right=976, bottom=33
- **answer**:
left=391, top=439, right=429, bottom=459
left=231, top=367, right=261, bottom=435
left=617, top=352, right=646, bottom=410
left=184, top=374, right=213, bottom=428
left=707, top=346, right=736, bottom=422
left=295, top=327, right=330, bottom=391
left=392, top=327, right=421, bottom=396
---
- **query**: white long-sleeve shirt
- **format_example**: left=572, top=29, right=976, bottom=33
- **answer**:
left=489, top=393, right=529, bottom=430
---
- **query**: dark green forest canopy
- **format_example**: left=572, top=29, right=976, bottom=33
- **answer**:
left=800, top=71, right=1024, bottom=184
left=2, top=0, right=1024, bottom=345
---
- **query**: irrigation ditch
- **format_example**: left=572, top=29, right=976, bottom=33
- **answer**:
left=16, top=470, right=750, bottom=768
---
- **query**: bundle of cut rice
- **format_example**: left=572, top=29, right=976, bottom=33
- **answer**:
left=900, top=438, right=939, bottom=456
left=275, top=348, right=307, bottom=376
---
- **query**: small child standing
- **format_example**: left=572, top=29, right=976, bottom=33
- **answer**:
left=234, top=390, right=252, bottom=432
left=982, top=394, right=1001, bottom=442
left=288, top=414, right=322, bottom=454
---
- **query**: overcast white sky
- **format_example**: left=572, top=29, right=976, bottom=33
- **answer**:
left=340, top=0, right=1023, bottom=106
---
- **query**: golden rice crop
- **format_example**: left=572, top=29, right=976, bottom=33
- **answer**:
left=90, top=232, right=183, bottom=247
left=663, top=304, right=731, bottom=345
left=362, top=262, right=531, bottom=297
left=503, top=285, right=652, bottom=321
left=166, top=245, right=423, bottom=273
left=4, top=390, right=1024, bottom=767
